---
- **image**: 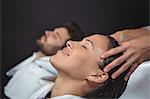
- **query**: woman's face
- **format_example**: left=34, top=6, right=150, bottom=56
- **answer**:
left=50, top=34, right=110, bottom=80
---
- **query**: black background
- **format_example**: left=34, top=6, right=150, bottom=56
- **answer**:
left=1, top=0, right=149, bottom=98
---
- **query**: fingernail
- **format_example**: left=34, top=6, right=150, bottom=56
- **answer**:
left=124, top=76, right=128, bottom=81
left=124, top=77, right=128, bottom=81
left=101, top=55, right=104, bottom=58
left=111, top=75, right=116, bottom=79
left=103, top=68, right=107, bottom=72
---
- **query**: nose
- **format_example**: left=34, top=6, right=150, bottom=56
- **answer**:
left=66, top=40, right=74, bottom=48
left=45, top=30, right=52, bottom=37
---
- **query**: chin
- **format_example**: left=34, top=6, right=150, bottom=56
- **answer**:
left=50, top=55, right=59, bottom=69
left=50, top=55, right=55, bottom=65
left=50, top=54, right=65, bottom=72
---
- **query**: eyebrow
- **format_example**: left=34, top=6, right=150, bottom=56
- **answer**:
left=85, top=39, right=94, bottom=50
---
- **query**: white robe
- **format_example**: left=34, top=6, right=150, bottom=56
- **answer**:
left=4, top=53, right=57, bottom=99
left=120, top=61, right=150, bottom=99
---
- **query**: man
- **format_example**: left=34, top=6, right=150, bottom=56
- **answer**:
left=4, top=22, right=84, bottom=99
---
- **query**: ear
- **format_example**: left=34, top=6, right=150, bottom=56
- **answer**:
left=87, top=70, right=109, bottom=83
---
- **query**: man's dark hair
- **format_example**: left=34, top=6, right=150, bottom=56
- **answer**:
left=62, top=22, right=85, bottom=41
left=84, top=35, right=129, bottom=99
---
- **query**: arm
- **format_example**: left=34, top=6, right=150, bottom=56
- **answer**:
left=111, top=27, right=150, bottom=43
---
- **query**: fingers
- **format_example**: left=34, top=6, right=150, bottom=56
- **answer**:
left=124, top=62, right=139, bottom=81
left=103, top=49, right=132, bottom=72
left=101, top=45, right=127, bottom=59
left=111, top=53, right=138, bottom=79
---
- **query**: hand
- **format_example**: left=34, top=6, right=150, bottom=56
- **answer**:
left=111, top=28, right=150, bottom=43
left=101, top=34, right=150, bottom=81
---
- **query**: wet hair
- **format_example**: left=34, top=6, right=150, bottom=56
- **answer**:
left=84, top=35, right=129, bottom=99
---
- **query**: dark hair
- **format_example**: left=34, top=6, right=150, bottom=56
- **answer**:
left=58, top=22, right=85, bottom=49
left=84, top=35, right=129, bottom=99
left=62, top=22, right=85, bottom=41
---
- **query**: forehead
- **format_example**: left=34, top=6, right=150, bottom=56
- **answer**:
left=55, top=27, right=69, bottom=34
left=85, top=34, right=110, bottom=51
left=55, top=27, right=71, bottom=39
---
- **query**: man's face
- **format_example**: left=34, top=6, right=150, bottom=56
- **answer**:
left=50, top=34, right=110, bottom=80
left=36, top=27, right=71, bottom=56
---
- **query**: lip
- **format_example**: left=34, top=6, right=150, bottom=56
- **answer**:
left=62, top=47, right=69, bottom=56
left=41, top=31, right=49, bottom=41
left=40, top=35, right=46, bottom=42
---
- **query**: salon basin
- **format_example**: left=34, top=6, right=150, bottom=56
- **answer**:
left=120, top=61, right=150, bottom=99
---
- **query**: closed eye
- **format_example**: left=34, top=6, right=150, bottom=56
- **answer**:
left=81, top=45, right=87, bottom=49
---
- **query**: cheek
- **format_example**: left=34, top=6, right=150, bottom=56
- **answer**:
left=62, top=53, right=96, bottom=79
left=46, top=38, right=54, bottom=45
left=47, top=38, right=63, bottom=48
left=62, top=52, right=88, bottom=67
left=51, top=51, right=98, bottom=80
left=37, top=38, right=44, bottom=46
left=39, top=36, right=45, bottom=42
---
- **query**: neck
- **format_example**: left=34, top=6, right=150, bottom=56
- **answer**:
left=51, top=76, right=90, bottom=98
left=36, top=51, right=46, bottom=59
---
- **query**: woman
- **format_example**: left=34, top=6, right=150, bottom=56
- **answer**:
left=29, top=34, right=129, bottom=99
